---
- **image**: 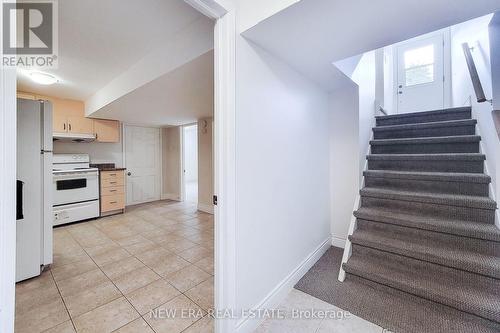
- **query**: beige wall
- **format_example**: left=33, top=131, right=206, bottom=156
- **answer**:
left=197, top=118, right=214, bottom=213
left=162, top=127, right=182, bottom=200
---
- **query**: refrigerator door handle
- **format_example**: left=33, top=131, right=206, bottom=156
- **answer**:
left=17, top=180, right=24, bottom=221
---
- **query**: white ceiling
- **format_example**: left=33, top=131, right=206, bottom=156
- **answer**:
left=242, top=0, right=500, bottom=91
left=17, top=0, right=211, bottom=101
left=90, top=51, right=214, bottom=127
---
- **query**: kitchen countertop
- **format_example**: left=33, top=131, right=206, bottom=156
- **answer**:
left=90, top=163, right=126, bottom=172
left=98, top=167, right=127, bottom=171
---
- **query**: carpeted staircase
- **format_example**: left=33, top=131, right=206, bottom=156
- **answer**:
left=343, top=106, right=500, bottom=330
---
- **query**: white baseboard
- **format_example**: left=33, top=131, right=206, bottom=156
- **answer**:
left=236, top=236, right=332, bottom=333
left=197, top=203, right=214, bottom=214
left=162, top=193, right=181, bottom=201
left=331, top=236, right=346, bottom=249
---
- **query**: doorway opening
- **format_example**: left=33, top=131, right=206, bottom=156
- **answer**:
left=182, top=124, right=199, bottom=204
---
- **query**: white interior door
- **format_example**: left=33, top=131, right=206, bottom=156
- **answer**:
left=124, top=125, right=161, bottom=205
left=396, top=34, right=445, bottom=113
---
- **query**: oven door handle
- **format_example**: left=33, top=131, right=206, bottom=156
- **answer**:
left=53, top=172, right=98, bottom=180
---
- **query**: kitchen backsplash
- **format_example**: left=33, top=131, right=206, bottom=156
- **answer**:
left=53, top=141, right=123, bottom=167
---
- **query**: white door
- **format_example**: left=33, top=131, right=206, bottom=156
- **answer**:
left=396, top=34, right=445, bottom=113
left=124, top=125, right=161, bottom=205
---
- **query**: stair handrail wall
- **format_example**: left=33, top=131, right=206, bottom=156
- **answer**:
left=462, top=42, right=489, bottom=104
left=338, top=117, right=376, bottom=282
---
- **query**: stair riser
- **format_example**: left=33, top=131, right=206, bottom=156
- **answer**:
left=364, top=177, right=489, bottom=197
left=350, top=240, right=500, bottom=282
left=360, top=196, right=495, bottom=224
left=376, top=110, right=471, bottom=126
left=345, top=246, right=500, bottom=323
left=368, top=159, right=484, bottom=173
left=354, top=209, right=500, bottom=242
left=371, top=142, right=479, bottom=154
left=373, top=125, right=476, bottom=139
left=354, top=219, right=500, bottom=262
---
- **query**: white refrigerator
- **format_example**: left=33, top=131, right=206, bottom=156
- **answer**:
left=16, top=98, right=53, bottom=282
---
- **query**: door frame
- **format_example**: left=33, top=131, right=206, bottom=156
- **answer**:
left=0, top=2, right=237, bottom=332
left=122, top=124, right=162, bottom=206
left=184, top=1, right=237, bottom=333
left=393, top=28, right=452, bottom=113
left=181, top=123, right=199, bottom=203
left=0, top=0, right=17, bottom=329
left=0, top=65, right=17, bottom=333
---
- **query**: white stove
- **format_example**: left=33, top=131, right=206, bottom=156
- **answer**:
left=52, top=154, right=100, bottom=226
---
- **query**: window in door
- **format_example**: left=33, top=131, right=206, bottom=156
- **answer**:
left=404, top=44, right=435, bottom=86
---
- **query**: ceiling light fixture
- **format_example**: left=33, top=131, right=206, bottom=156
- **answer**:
left=29, top=72, right=58, bottom=85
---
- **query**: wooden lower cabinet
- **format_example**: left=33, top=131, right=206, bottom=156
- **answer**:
left=101, top=194, right=125, bottom=212
left=100, top=170, right=126, bottom=215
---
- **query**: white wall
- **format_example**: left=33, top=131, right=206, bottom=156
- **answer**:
left=197, top=118, right=214, bottom=213
left=235, top=0, right=299, bottom=33
left=329, top=84, right=359, bottom=245
left=375, top=48, right=385, bottom=112
left=162, top=127, right=182, bottom=201
left=183, top=125, right=198, bottom=183
left=328, top=52, right=376, bottom=245
left=351, top=52, right=377, bottom=182
left=490, top=13, right=500, bottom=110
left=235, top=36, right=331, bottom=332
left=383, top=45, right=395, bottom=114
left=451, top=15, right=500, bottom=210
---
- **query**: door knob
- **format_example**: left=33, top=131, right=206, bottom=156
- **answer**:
left=127, top=172, right=131, bottom=176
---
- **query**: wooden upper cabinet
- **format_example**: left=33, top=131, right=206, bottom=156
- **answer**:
left=68, top=116, right=94, bottom=135
left=52, top=108, right=68, bottom=132
left=93, top=119, right=120, bottom=143
left=18, top=92, right=121, bottom=140
left=17, top=91, right=36, bottom=100
left=51, top=98, right=87, bottom=134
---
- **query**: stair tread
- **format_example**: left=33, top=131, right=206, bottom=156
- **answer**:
left=343, top=274, right=500, bottom=333
left=344, top=249, right=500, bottom=323
left=354, top=206, right=500, bottom=242
left=375, top=106, right=471, bottom=120
left=374, top=119, right=477, bottom=131
left=367, top=153, right=486, bottom=160
left=360, top=187, right=497, bottom=210
left=346, top=106, right=500, bottom=327
left=350, top=227, right=500, bottom=278
left=363, top=170, right=491, bottom=183
left=370, top=135, right=481, bottom=145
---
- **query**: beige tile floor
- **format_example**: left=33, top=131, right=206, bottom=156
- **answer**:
left=15, top=200, right=214, bottom=333
left=255, top=289, right=383, bottom=333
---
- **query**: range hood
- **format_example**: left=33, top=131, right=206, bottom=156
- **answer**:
left=53, top=132, right=96, bottom=143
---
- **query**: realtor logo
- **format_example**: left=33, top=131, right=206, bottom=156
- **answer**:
left=2, top=0, right=58, bottom=68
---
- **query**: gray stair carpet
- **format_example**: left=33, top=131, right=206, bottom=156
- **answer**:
left=296, top=107, right=500, bottom=333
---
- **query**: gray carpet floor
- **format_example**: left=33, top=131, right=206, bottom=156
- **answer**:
left=294, top=246, right=500, bottom=333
